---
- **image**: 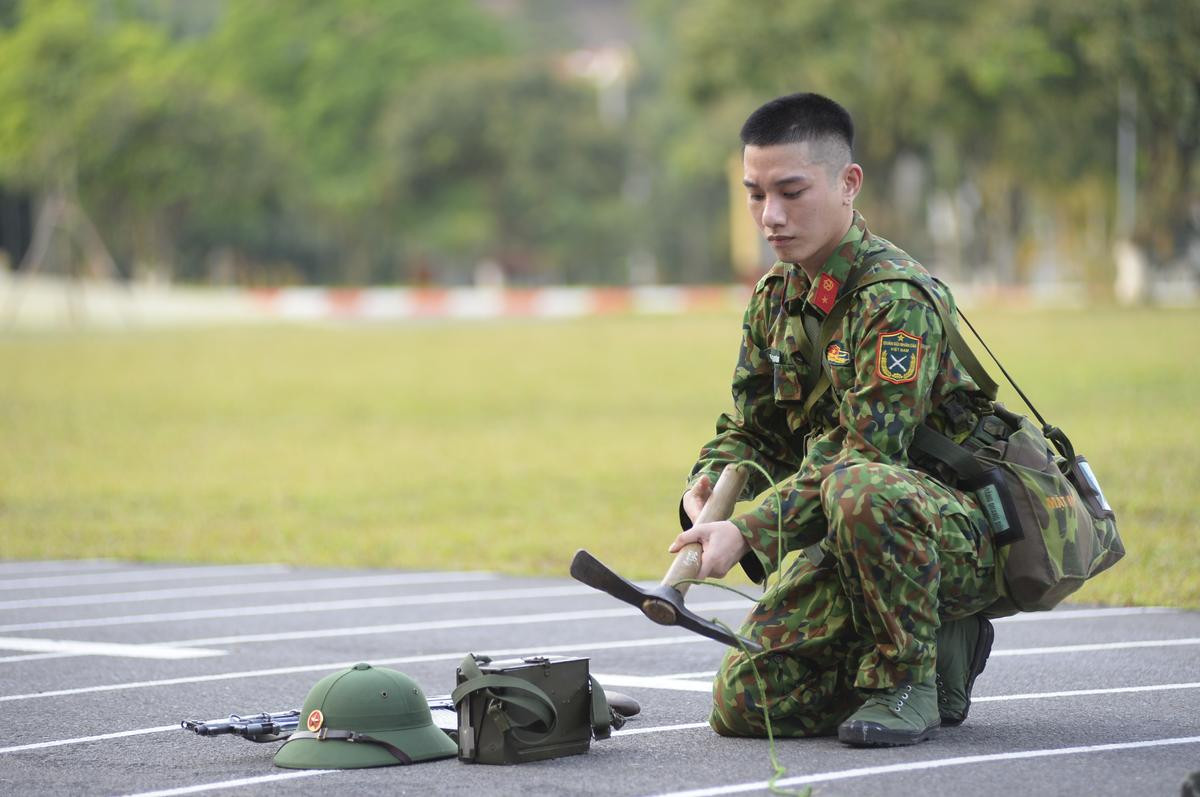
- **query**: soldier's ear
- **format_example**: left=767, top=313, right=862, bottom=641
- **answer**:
left=841, top=163, right=863, bottom=204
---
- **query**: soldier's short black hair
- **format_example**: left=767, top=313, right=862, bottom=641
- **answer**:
left=740, top=93, right=854, bottom=159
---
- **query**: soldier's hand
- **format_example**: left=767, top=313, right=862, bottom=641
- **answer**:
left=668, top=520, right=749, bottom=580
left=682, top=475, right=713, bottom=524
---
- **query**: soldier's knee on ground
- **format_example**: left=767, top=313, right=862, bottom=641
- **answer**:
left=708, top=699, right=765, bottom=737
left=710, top=647, right=862, bottom=738
left=710, top=653, right=769, bottom=737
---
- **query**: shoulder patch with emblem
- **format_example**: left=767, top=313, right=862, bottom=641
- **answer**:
left=876, top=330, right=922, bottom=384
left=825, top=341, right=851, bottom=366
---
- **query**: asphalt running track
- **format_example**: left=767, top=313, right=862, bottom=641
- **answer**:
left=0, top=560, right=1197, bottom=796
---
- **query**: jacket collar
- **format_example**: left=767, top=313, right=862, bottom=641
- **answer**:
left=777, top=210, right=870, bottom=316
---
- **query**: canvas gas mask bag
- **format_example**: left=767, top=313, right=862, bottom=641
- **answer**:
left=451, top=653, right=614, bottom=765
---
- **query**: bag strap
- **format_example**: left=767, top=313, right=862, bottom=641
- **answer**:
left=799, top=267, right=1002, bottom=419
left=797, top=268, right=1009, bottom=485
left=452, top=654, right=558, bottom=741
left=953, top=308, right=1076, bottom=463
left=452, top=654, right=613, bottom=742
left=587, top=676, right=612, bottom=740
left=795, top=262, right=875, bottom=419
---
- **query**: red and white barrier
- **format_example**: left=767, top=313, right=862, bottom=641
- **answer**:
left=249, top=285, right=750, bottom=321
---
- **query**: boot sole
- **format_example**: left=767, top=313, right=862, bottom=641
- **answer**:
left=941, top=616, right=994, bottom=727
left=838, top=720, right=939, bottom=747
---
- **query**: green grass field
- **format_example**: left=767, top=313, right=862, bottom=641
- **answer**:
left=1, top=306, right=1196, bottom=608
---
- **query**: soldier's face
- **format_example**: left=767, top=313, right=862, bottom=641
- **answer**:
left=743, top=141, right=860, bottom=275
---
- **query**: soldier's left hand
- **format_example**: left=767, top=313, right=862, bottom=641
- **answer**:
left=668, top=521, right=750, bottom=580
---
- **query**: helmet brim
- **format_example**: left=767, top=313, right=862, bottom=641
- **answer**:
left=274, top=723, right=458, bottom=769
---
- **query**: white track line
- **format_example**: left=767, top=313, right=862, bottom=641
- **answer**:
left=3, top=632, right=1199, bottom=703
left=647, top=735, right=1200, bottom=797
left=0, top=719, right=706, bottom=755
left=0, top=725, right=180, bottom=754
left=4, top=598, right=1173, bottom=635
left=993, top=606, right=1178, bottom=622
left=7, top=682, right=1200, bottom=758
left=974, top=681, right=1200, bottom=702
left=148, top=600, right=751, bottom=649
left=0, top=600, right=749, bottom=664
left=594, top=674, right=714, bottom=693
left=0, top=571, right=499, bottom=611
left=0, top=584, right=600, bottom=633
left=0, top=564, right=291, bottom=591
left=112, top=735, right=1200, bottom=797
left=0, top=559, right=119, bottom=575
left=120, top=770, right=333, bottom=797
left=0, top=634, right=711, bottom=702
left=0, top=609, right=1185, bottom=667
left=613, top=722, right=711, bottom=736
left=991, top=637, right=1200, bottom=656
left=0, top=637, right=226, bottom=659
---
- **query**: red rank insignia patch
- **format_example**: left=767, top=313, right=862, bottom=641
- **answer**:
left=306, top=709, right=324, bottom=732
left=877, top=330, right=922, bottom=383
left=812, top=273, right=840, bottom=314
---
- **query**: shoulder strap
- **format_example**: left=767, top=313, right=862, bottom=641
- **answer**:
left=852, top=272, right=999, bottom=399
left=800, top=269, right=999, bottom=419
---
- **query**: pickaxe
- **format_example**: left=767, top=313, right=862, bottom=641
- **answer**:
left=570, top=465, right=762, bottom=652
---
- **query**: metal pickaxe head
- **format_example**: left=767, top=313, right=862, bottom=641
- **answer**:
left=569, top=549, right=762, bottom=651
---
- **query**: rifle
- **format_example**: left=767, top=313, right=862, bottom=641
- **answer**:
left=181, top=697, right=458, bottom=743
left=181, top=711, right=301, bottom=743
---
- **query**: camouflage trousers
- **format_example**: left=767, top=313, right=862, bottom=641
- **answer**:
left=711, top=461, right=999, bottom=737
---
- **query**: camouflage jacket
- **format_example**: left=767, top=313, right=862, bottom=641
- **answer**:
left=688, top=211, right=991, bottom=581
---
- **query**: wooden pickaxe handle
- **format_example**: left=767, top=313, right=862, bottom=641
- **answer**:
left=658, top=464, right=749, bottom=594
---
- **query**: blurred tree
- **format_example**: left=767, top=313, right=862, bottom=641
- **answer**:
left=1, top=0, right=1192, bottom=288
left=200, top=0, right=510, bottom=283
left=0, top=0, right=284, bottom=280
left=376, top=58, right=629, bottom=284
left=1078, top=0, right=1200, bottom=263
left=643, top=0, right=1199, bottom=283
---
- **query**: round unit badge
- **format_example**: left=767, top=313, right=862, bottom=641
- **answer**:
left=306, top=709, right=324, bottom=732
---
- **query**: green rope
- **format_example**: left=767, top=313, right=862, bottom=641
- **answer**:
left=681, top=458, right=811, bottom=797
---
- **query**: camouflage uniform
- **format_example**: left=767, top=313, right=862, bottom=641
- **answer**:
left=686, top=211, right=999, bottom=737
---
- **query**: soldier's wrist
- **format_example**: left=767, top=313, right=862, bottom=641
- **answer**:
left=729, top=515, right=770, bottom=583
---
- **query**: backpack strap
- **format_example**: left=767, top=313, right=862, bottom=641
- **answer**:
left=799, top=268, right=999, bottom=420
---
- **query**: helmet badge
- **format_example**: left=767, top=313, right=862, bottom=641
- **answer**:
left=306, top=709, right=324, bottom=732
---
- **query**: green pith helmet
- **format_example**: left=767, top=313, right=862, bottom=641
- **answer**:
left=274, top=663, right=457, bottom=769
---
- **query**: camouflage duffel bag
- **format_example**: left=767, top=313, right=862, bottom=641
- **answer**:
left=967, top=404, right=1123, bottom=612
left=913, top=403, right=1124, bottom=613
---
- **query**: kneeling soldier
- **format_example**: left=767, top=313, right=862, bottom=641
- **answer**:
left=672, top=92, right=998, bottom=746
